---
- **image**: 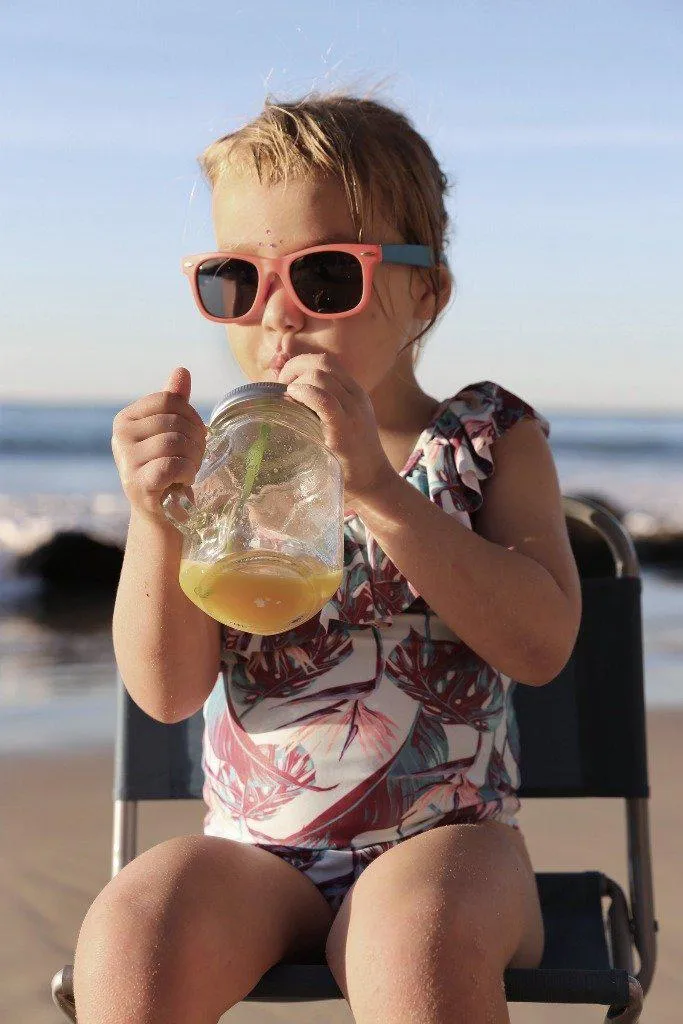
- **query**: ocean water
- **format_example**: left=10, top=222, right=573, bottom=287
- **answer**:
left=1, top=401, right=682, bottom=753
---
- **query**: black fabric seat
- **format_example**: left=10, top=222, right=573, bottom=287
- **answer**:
left=535, top=872, right=611, bottom=971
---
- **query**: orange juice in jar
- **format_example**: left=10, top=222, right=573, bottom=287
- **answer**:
left=179, top=551, right=342, bottom=634
left=163, top=382, right=344, bottom=635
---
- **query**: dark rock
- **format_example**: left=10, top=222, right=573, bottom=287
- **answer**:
left=634, top=534, right=683, bottom=580
left=16, top=531, right=124, bottom=590
left=15, top=587, right=117, bottom=633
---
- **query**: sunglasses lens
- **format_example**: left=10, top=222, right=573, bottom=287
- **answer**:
left=290, top=251, right=363, bottom=314
left=196, top=258, right=258, bottom=319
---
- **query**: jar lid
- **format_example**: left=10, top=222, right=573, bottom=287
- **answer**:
left=208, top=382, right=288, bottom=427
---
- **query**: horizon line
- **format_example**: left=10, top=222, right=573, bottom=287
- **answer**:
left=2, top=394, right=683, bottom=418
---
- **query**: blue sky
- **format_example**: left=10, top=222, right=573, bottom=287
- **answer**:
left=2, top=0, right=682, bottom=411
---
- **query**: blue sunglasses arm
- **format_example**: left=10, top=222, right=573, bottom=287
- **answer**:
left=380, top=244, right=436, bottom=267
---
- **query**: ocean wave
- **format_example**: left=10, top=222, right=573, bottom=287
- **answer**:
left=4, top=437, right=683, bottom=459
left=550, top=438, right=683, bottom=458
left=0, top=492, right=129, bottom=555
left=0, top=437, right=115, bottom=456
left=0, top=493, right=129, bottom=601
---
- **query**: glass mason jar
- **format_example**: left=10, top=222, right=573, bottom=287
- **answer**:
left=162, top=382, right=344, bottom=635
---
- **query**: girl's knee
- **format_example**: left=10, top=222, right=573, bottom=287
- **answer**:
left=328, top=881, right=495, bottom=1013
left=74, top=837, right=236, bottom=1020
left=329, top=843, right=506, bottom=985
left=365, top=880, right=485, bottom=957
left=75, top=838, right=215, bottom=980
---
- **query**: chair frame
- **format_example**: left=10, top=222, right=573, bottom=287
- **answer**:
left=52, top=496, right=657, bottom=1022
left=562, top=497, right=657, bottom=1001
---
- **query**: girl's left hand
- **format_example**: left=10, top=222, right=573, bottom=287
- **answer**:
left=276, top=353, right=394, bottom=502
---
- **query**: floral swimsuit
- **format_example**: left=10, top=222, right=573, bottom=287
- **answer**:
left=202, top=381, right=550, bottom=910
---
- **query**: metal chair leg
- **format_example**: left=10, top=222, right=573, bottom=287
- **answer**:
left=605, top=975, right=643, bottom=1022
left=51, top=965, right=77, bottom=1022
left=603, top=874, right=635, bottom=973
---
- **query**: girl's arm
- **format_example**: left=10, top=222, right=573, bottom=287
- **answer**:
left=352, top=418, right=582, bottom=686
left=113, top=511, right=221, bottom=724
left=111, top=368, right=221, bottom=724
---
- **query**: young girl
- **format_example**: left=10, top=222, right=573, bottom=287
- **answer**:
left=75, top=94, right=581, bottom=1024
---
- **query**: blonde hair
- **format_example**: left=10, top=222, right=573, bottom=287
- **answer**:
left=199, top=93, right=451, bottom=354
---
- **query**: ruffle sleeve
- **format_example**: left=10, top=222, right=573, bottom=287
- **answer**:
left=402, top=380, right=550, bottom=518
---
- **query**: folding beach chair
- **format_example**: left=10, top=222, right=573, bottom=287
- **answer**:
left=52, top=495, right=656, bottom=1022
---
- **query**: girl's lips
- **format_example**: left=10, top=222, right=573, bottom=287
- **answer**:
left=268, top=352, right=290, bottom=374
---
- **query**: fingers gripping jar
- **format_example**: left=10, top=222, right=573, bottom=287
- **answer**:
left=162, top=382, right=344, bottom=635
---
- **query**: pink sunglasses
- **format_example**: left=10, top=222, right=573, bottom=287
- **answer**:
left=181, top=242, right=436, bottom=323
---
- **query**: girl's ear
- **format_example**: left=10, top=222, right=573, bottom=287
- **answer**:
left=413, top=264, right=452, bottom=321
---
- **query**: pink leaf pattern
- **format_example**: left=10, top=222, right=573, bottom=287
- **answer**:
left=292, top=694, right=399, bottom=762
left=281, top=627, right=396, bottom=761
left=232, top=626, right=353, bottom=718
left=203, top=382, right=548, bottom=852
left=386, top=628, right=505, bottom=730
left=399, top=771, right=482, bottom=832
left=203, top=689, right=337, bottom=832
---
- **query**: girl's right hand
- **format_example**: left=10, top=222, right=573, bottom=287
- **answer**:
left=111, top=367, right=207, bottom=523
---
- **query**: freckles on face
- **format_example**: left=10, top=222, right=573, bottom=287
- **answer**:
left=211, top=172, right=359, bottom=255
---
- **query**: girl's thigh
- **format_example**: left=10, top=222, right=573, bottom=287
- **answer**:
left=326, top=821, right=544, bottom=993
left=74, top=834, right=333, bottom=1020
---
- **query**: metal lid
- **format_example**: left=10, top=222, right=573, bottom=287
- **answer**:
left=208, top=381, right=288, bottom=427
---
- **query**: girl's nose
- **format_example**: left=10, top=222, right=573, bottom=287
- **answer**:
left=261, top=272, right=306, bottom=334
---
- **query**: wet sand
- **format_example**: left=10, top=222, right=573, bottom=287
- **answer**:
left=1, top=709, right=681, bottom=1023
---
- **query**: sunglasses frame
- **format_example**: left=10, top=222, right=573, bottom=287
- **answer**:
left=181, top=243, right=436, bottom=323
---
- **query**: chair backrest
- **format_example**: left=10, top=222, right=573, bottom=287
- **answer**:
left=515, top=496, right=648, bottom=799
left=114, top=496, right=649, bottom=804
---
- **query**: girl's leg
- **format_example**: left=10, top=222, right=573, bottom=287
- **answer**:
left=73, top=834, right=333, bottom=1024
left=325, top=821, right=544, bottom=1024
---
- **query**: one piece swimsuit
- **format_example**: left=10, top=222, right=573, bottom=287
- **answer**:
left=202, top=381, right=550, bottom=911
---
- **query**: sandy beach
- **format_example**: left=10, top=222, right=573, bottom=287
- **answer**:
left=1, top=709, right=681, bottom=1024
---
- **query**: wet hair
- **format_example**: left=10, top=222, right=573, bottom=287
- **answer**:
left=199, top=92, right=451, bottom=356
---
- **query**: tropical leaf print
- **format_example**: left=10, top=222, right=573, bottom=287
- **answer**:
left=283, top=628, right=397, bottom=761
left=224, top=743, right=318, bottom=823
left=333, top=543, right=376, bottom=623
left=437, top=799, right=502, bottom=828
left=387, top=709, right=479, bottom=835
left=396, top=704, right=450, bottom=776
left=482, top=741, right=516, bottom=801
left=386, top=629, right=504, bottom=730
left=277, top=709, right=475, bottom=847
left=404, top=460, right=430, bottom=498
left=257, top=613, right=327, bottom=651
left=262, top=845, right=327, bottom=871
left=367, top=537, right=415, bottom=613
left=399, top=770, right=482, bottom=832
left=288, top=684, right=399, bottom=761
left=273, top=732, right=414, bottom=846
left=338, top=700, right=396, bottom=760
left=456, top=409, right=497, bottom=455
left=207, top=689, right=336, bottom=802
left=232, top=627, right=353, bottom=718
left=220, top=624, right=253, bottom=656
left=422, top=434, right=481, bottom=514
